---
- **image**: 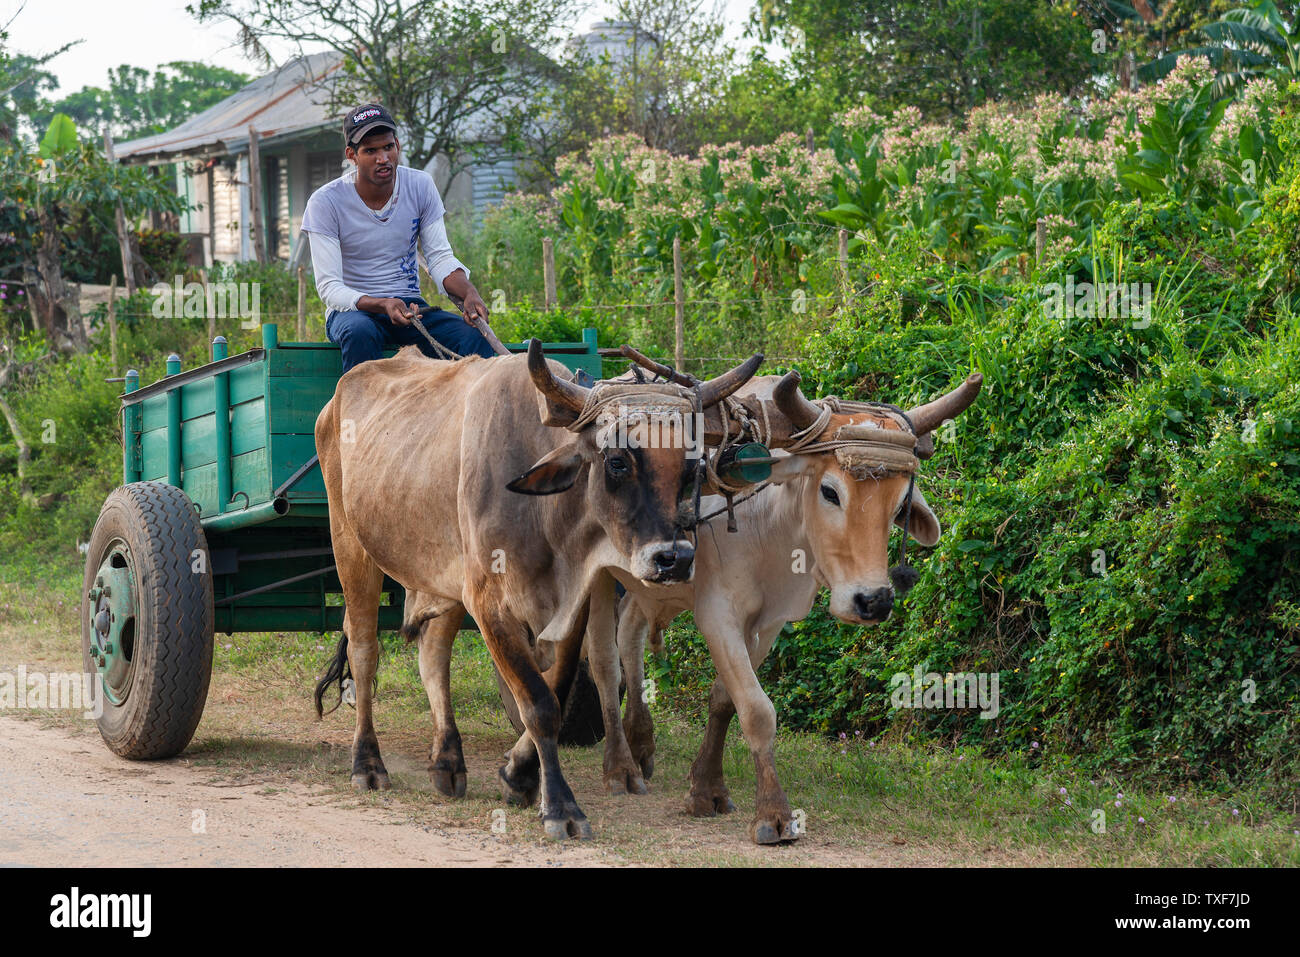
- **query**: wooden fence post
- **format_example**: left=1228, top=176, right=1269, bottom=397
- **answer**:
left=838, top=228, right=850, bottom=304
left=247, top=126, right=268, bottom=265
left=106, top=274, right=119, bottom=373
left=297, top=265, right=307, bottom=340
left=1035, top=217, right=1046, bottom=263
left=672, top=236, right=685, bottom=371
left=200, top=268, right=213, bottom=340
left=806, top=127, right=815, bottom=154
left=103, top=131, right=137, bottom=296
left=542, top=237, right=556, bottom=310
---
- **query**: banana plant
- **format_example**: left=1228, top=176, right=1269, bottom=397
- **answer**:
left=1140, top=0, right=1300, bottom=98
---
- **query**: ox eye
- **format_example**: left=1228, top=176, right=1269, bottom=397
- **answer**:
left=606, top=454, right=630, bottom=477
left=820, top=484, right=840, bottom=506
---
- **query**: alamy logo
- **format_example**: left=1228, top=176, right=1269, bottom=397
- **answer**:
left=49, top=888, right=151, bottom=937
left=595, top=405, right=705, bottom=459
left=0, top=666, right=103, bottom=719
left=1040, top=277, right=1153, bottom=326
left=890, top=665, right=1000, bottom=719
left=151, top=276, right=261, bottom=329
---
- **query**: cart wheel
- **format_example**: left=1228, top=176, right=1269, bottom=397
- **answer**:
left=81, top=481, right=214, bottom=759
left=495, top=659, right=611, bottom=747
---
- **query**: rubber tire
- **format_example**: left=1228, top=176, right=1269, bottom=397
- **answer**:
left=81, top=481, right=214, bottom=760
left=496, top=659, right=612, bottom=747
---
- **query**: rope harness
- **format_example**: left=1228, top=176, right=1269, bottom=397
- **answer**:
left=422, top=338, right=929, bottom=593
left=561, top=380, right=704, bottom=563
left=697, top=393, right=926, bottom=595
left=561, top=382, right=698, bottom=435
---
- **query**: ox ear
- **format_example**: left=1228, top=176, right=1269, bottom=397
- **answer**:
left=896, top=484, right=941, bottom=546
left=507, top=443, right=586, bottom=496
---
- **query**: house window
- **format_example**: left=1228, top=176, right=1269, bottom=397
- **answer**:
left=212, top=161, right=241, bottom=261
left=265, top=155, right=291, bottom=260
left=307, top=151, right=344, bottom=194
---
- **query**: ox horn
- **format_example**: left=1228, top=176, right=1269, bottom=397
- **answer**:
left=772, top=370, right=822, bottom=432
left=695, top=353, right=765, bottom=409
left=906, top=372, right=984, bottom=436
left=527, top=338, right=589, bottom=413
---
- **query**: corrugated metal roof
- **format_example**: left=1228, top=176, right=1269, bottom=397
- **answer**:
left=116, top=52, right=345, bottom=163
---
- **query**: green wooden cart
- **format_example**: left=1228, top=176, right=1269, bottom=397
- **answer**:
left=81, top=323, right=605, bottom=760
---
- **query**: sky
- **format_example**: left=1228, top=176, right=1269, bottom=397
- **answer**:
left=2, top=0, right=760, bottom=97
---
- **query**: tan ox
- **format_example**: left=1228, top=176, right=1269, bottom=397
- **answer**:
left=597, top=371, right=983, bottom=843
left=313, top=342, right=760, bottom=840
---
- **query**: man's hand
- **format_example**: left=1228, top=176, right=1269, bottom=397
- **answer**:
left=358, top=295, right=419, bottom=326
left=384, top=299, right=419, bottom=326
left=443, top=269, right=489, bottom=327
left=460, top=286, right=490, bottom=326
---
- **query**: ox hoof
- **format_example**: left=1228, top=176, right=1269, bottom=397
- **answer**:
left=542, top=813, right=593, bottom=841
left=686, top=788, right=735, bottom=817
left=603, top=762, right=649, bottom=797
left=749, top=815, right=800, bottom=846
left=431, top=768, right=468, bottom=798
left=351, top=768, right=391, bottom=792
left=498, top=765, right=539, bottom=808
left=624, top=724, right=656, bottom=781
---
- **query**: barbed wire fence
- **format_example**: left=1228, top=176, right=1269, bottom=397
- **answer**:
left=66, top=220, right=992, bottom=373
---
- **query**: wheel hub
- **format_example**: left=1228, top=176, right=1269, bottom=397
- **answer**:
left=87, top=547, right=137, bottom=705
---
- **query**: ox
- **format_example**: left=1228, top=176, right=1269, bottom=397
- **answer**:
left=594, top=370, right=984, bottom=843
left=313, top=342, right=761, bottom=839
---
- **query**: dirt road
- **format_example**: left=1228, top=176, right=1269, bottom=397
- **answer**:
left=0, top=716, right=608, bottom=867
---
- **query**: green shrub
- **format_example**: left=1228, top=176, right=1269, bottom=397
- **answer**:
left=658, top=213, right=1300, bottom=795
left=1255, top=83, right=1300, bottom=309
left=135, top=228, right=189, bottom=281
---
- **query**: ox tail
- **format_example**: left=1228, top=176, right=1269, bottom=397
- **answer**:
left=399, top=609, right=443, bottom=643
left=314, top=631, right=352, bottom=718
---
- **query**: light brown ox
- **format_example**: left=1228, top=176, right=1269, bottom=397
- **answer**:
left=313, top=341, right=761, bottom=839
left=594, top=370, right=984, bottom=843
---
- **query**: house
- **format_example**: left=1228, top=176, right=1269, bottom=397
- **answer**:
left=114, top=52, right=518, bottom=268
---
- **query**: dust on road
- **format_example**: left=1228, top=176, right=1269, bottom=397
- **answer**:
left=0, top=716, right=609, bottom=867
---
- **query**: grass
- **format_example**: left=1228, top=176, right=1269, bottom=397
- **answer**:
left=1, top=559, right=1297, bottom=866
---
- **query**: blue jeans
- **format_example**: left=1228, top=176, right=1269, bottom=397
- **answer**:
left=326, top=296, right=497, bottom=373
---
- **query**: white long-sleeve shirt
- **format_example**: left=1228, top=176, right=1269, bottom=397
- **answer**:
left=300, top=165, right=469, bottom=313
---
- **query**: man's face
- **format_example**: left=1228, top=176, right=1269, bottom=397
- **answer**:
left=346, top=130, right=399, bottom=188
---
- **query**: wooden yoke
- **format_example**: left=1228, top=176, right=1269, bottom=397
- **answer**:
left=698, top=398, right=802, bottom=449
left=617, top=345, right=802, bottom=450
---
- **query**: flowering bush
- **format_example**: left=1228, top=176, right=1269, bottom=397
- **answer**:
left=486, top=56, right=1289, bottom=335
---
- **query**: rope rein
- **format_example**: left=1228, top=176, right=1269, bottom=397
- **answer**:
left=406, top=315, right=463, bottom=361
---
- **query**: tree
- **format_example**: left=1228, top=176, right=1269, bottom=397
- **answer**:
left=695, top=49, right=844, bottom=146
left=0, top=339, right=52, bottom=506
left=586, top=1, right=734, bottom=152
left=0, top=114, right=184, bottom=352
left=754, top=0, right=1103, bottom=121
left=1138, top=0, right=1300, bottom=95
left=1081, top=1, right=1233, bottom=69
left=0, top=5, right=76, bottom=141
left=190, top=0, right=581, bottom=183
left=525, top=0, right=739, bottom=172
left=31, top=61, right=251, bottom=141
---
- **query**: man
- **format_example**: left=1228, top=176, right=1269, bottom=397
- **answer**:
left=301, top=103, right=496, bottom=373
